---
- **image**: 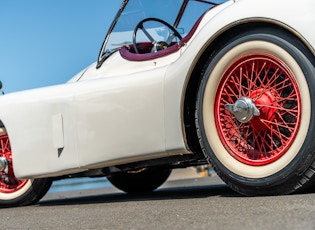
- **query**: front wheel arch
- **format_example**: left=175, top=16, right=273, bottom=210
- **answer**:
left=183, top=23, right=315, bottom=155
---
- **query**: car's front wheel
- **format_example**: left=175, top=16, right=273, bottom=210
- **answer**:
left=196, top=28, right=315, bottom=196
left=107, top=167, right=171, bottom=193
left=0, top=126, right=52, bottom=207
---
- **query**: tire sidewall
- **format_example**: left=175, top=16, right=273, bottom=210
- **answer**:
left=197, top=32, right=315, bottom=188
left=0, top=179, right=32, bottom=201
left=0, top=178, right=52, bottom=207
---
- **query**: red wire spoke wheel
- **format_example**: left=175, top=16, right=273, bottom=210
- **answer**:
left=0, top=133, right=28, bottom=193
left=196, top=28, right=315, bottom=196
left=215, top=54, right=301, bottom=166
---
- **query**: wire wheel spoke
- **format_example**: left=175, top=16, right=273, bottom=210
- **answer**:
left=215, top=54, right=301, bottom=166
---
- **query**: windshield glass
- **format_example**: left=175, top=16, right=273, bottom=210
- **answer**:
left=98, top=0, right=225, bottom=65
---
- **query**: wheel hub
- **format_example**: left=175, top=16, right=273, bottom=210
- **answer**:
left=249, top=89, right=279, bottom=130
left=0, top=156, right=8, bottom=174
left=225, top=97, right=260, bottom=123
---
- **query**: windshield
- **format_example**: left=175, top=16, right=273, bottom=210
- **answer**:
left=97, top=0, right=225, bottom=66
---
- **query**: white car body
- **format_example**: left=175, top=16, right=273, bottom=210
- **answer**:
left=0, top=0, right=314, bottom=179
left=2, top=0, right=315, bottom=207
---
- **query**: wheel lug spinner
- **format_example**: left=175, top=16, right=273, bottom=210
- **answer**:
left=225, top=97, right=260, bottom=123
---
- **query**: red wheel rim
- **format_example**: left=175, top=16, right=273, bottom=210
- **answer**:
left=215, top=54, right=301, bottom=166
left=0, top=132, right=28, bottom=193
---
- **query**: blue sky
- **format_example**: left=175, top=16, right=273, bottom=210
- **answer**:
left=0, top=1, right=120, bottom=93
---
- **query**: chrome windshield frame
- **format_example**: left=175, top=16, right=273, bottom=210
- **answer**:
left=97, top=0, right=129, bottom=68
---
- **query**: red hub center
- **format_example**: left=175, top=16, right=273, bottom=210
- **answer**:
left=250, top=89, right=279, bottom=131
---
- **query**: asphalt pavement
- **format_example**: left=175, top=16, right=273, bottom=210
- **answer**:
left=0, top=169, right=314, bottom=230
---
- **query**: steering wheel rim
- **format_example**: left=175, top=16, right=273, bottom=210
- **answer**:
left=132, top=18, right=182, bottom=54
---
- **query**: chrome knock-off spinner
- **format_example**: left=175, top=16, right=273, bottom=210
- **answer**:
left=225, top=97, right=260, bottom=123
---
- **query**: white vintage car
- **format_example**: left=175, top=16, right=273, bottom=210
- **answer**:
left=0, top=0, right=315, bottom=207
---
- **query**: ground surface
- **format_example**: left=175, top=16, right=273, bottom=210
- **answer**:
left=0, top=170, right=314, bottom=230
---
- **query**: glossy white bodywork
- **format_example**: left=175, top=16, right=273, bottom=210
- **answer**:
left=1, top=0, right=314, bottom=178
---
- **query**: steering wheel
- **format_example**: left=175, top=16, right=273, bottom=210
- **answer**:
left=132, top=18, right=182, bottom=54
